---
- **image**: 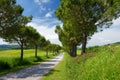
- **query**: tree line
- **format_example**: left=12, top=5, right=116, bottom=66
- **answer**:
left=0, top=0, right=61, bottom=61
left=55, top=0, right=120, bottom=57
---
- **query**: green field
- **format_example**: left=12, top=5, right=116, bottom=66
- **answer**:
left=41, top=43, right=120, bottom=80
left=0, top=49, right=55, bottom=76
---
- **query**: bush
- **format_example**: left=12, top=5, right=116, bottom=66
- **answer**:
left=0, top=61, right=11, bottom=71
left=87, top=46, right=100, bottom=52
left=17, top=59, right=31, bottom=66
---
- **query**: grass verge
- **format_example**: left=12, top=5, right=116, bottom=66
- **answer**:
left=66, top=44, right=120, bottom=80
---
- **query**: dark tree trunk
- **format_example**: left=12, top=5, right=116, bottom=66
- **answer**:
left=81, top=33, right=87, bottom=55
left=46, top=50, right=48, bottom=58
left=69, top=49, right=72, bottom=55
left=20, top=43, right=24, bottom=61
left=70, top=44, right=77, bottom=57
left=35, top=45, right=38, bottom=58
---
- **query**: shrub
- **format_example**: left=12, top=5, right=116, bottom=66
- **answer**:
left=0, top=61, right=11, bottom=71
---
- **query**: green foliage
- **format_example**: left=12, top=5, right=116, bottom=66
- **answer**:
left=0, top=0, right=36, bottom=61
left=0, top=61, right=11, bottom=70
left=27, top=26, right=42, bottom=46
left=55, top=0, right=120, bottom=55
left=0, top=0, right=24, bottom=37
left=87, top=46, right=100, bottom=52
left=49, top=44, right=61, bottom=54
left=55, top=24, right=79, bottom=56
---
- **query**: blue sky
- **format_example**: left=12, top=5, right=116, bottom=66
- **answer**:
left=17, top=0, right=60, bottom=18
left=0, top=0, right=120, bottom=46
left=17, top=0, right=62, bottom=44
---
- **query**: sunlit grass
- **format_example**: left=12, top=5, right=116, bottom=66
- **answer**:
left=77, top=49, right=81, bottom=55
left=66, top=44, right=120, bottom=80
left=0, top=49, right=47, bottom=57
left=0, top=49, right=55, bottom=76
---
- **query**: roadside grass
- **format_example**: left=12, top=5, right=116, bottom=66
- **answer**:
left=41, top=53, right=66, bottom=80
left=0, top=49, right=56, bottom=76
left=41, top=43, right=120, bottom=80
left=66, top=44, right=120, bottom=80
left=77, top=49, right=81, bottom=55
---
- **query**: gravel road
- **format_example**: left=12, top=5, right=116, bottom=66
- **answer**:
left=0, top=53, right=64, bottom=80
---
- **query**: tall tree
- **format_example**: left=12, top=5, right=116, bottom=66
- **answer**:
left=55, top=23, right=81, bottom=57
left=4, top=25, right=35, bottom=61
left=27, top=28, right=46, bottom=58
left=2, top=13, right=32, bottom=60
left=43, top=40, right=51, bottom=58
left=56, top=0, right=120, bottom=55
left=34, top=36, right=46, bottom=58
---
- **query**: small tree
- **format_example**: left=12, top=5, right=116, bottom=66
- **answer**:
left=43, top=40, right=51, bottom=58
left=49, top=44, right=61, bottom=55
left=34, top=36, right=46, bottom=58
left=27, top=28, right=46, bottom=58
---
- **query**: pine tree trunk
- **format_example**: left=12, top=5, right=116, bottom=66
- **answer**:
left=46, top=50, right=48, bottom=58
left=20, top=43, right=24, bottom=61
left=81, top=33, right=87, bottom=55
left=35, top=45, right=38, bottom=58
left=70, top=44, right=77, bottom=57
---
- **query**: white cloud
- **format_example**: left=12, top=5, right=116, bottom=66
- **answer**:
left=34, top=0, right=50, bottom=3
left=0, top=39, right=8, bottom=44
left=45, top=11, right=53, bottom=18
left=34, top=0, right=50, bottom=12
left=39, top=6, right=46, bottom=11
left=34, top=0, right=40, bottom=3
left=27, top=18, right=62, bottom=45
left=87, top=18, right=120, bottom=47
left=31, top=18, right=61, bottom=27
left=45, top=12, right=52, bottom=18
left=34, top=0, right=41, bottom=5
left=28, top=23, right=57, bottom=40
left=112, top=17, right=120, bottom=27
left=41, top=0, right=50, bottom=3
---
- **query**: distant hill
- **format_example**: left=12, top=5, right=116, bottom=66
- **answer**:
left=0, top=44, right=19, bottom=50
